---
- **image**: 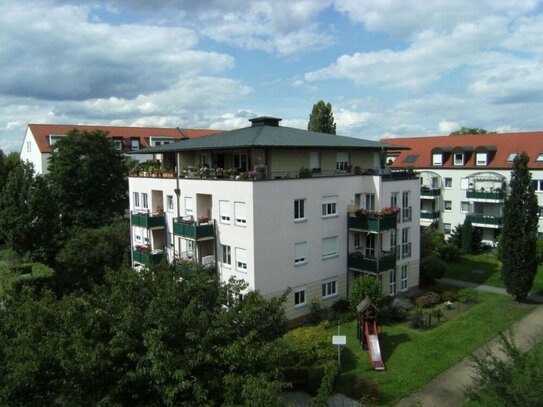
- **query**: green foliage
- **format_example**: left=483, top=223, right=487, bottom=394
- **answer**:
left=54, top=219, right=129, bottom=292
left=0, top=162, right=59, bottom=264
left=0, top=151, right=20, bottom=197
left=349, top=274, right=384, bottom=312
left=309, top=298, right=323, bottom=323
left=0, top=263, right=55, bottom=295
left=466, top=334, right=543, bottom=406
left=419, top=256, right=447, bottom=285
left=47, top=129, right=128, bottom=230
left=449, top=127, right=495, bottom=135
left=311, top=361, right=339, bottom=407
left=421, top=227, right=445, bottom=258
left=308, top=100, right=336, bottom=134
left=438, top=243, right=461, bottom=262
left=500, top=152, right=539, bottom=300
left=282, top=322, right=336, bottom=367
left=0, top=266, right=289, bottom=405
left=448, top=223, right=463, bottom=249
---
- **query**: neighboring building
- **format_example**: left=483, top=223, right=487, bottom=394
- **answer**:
left=20, top=123, right=221, bottom=174
left=129, top=116, right=421, bottom=321
left=382, top=131, right=543, bottom=245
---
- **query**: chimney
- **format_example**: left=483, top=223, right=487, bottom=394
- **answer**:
left=249, top=116, right=282, bottom=127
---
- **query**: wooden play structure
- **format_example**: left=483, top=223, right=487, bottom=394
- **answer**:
left=356, top=297, right=385, bottom=371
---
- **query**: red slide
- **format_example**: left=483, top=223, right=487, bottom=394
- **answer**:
left=364, top=319, right=385, bottom=371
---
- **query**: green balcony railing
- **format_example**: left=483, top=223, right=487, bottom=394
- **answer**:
left=133, top=249, right=163, bottom=265
left=466, top=190, right=504, bottom=201
left=421, top=188, right=441, bottom=197
left=466, top=214, right=503, bottom=226
left=131, top=212, right=165, bottom=228
left=348, top=252, right=396, bottom=273
left=421, top=210, right=440, bottom=220
left=348, top=213, right=397, bottom=232
left=173, top=219, right=215, bottom=240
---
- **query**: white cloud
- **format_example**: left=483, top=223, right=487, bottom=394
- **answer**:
left=438, top=121, right=460, bottom=134
left=208, top=111, right=258, bottom=130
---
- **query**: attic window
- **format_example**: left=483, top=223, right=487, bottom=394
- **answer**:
left=130, top=138, right=140, bottom=151
left=476, top=153, right=487, bottom=166
left=113, top=138, right=123, bottom=151
left=403, top=154, right=419, bottom=164
left=432, top=153, right=443, bottom=166
left=536, top=153, right=543, bottom=162
left=507, top=152, right=517, bottom=162
left=453, top=153, right=464, bottom=166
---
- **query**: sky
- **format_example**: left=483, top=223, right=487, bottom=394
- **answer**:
left=1, top=0, right=543, bottom=153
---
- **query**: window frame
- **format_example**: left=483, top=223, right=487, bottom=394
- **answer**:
left=476, top=153, right=487, bottom=166
left=167, top=195, right=174, bottom=212
left=400, top=265, right=408, bottom=291
left=222, top=244, right=231, bottom=266
left=444, top=178, right=452, bottom=188
left=294, top=242, right=307, bottom=265
left=235, top=247, right=247, bottom=272
left=432, top=153, right=443, bottom=166
left=322, top=236, right=338, bottom=259
left=133, top=192, right=140, bottom=208
left=322, top=279, right=337, bottom=299
left=453, top=153, right=464, bottom=166
left=444, top=200, right=452, bottom=211
left=142, top=193, right=148, bottom=209
left=234, top=201, right=247, bottom=226
left=321, top=196, right=338, bottom=218
left=294, top=198, right=306, bottom=221
left=294, top=287, right=306, bottom=307
left=184, top=196, right=193, bottom=216
left=219, top=200, right=231, bottom=224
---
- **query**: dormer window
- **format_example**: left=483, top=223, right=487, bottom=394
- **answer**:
left=453, top=153, right=464, bottom=166
left=112, top=138, right=123, bottom=151
left=432, top=153, right=443, bottom=166
left=507, top=152, right=517, bottom=162
left=536, top=153, right=543, bottom=162
left=476, top=153, right=487, bottom=166
left=130, top=138, right=140, bottom=151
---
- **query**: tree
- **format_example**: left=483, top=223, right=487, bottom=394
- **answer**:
left=449, top=127, right=495, bottom=135
left=0, top=151, right=20, bottom=194
left=308, top=100, right=336, bottom=134
left=349, top=274, right=384, bottom=312
left=466, top=334, right=543, bottom=406
left=419, top=256, right=447, bottom=286
left=47, top=129, right=128, bottom=231
left=0, top=162, right=59, bottom=264
left=500, top=152, right=539, bottom=300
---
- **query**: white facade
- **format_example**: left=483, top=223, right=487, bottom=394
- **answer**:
left=20, top=126, right=48, bottom=174
left=129, top=172, right=420, bottom=320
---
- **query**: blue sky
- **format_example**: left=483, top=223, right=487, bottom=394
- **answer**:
left=1, top=0, right=543, bottom=152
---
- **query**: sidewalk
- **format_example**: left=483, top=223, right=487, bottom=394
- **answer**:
left=396, top=279, right=543, bottom=407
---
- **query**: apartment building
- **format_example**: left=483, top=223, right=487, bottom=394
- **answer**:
left=382, top=131, right=543, bottom=245
left=129, top=116, right=420, bottom=321
left=20, top=123, right=221, bottom=174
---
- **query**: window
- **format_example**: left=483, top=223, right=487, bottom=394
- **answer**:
left=294, top=199, right=306, bottom=220
left=219, top=200, right=230, bottom=224
left=142, top=193, right=148, bottom=209
left=507, top=152, right=517, bottom=162
left=201, top=153, right=210, bottom=167
left=26, top=141, right=31, bottom=152
left=113, top=138, right=123, bottom=151
left=445, top=178, right=452, bottom=188
left=401, top=227, right=411, bottom=259
left=365, top=234, right=375, bottom=257
left=461, top=201, right=470, bottom=213
left=453, top=153, right=464, bottom=166
left=432, top=153, right=443, bottom=166
left=235, top=247, right=247, bottom=271
left=233, top=153, right=248, bottom=171
left=354, top=232, right=362, bottom=248
left=390, top=192, right=398, bottom=209
left=539, top=207, right=543, bottom=218
left=322, top=236, right=338, bottom=259
left=234, top=202, right=247, bottom=226
left=130, top=138, right=140, bottom=151
left=167, top=195, right=174, bottom=212
left=322, top=279, right=337, bottom=298
left=532, top=180, right=543, bottom=192
left=389, top=270, right=396, bottom=295
left=476, top=153, right=487, bottom=166
left=444, top=223, right=452, bottom=234
left=403, top=154, right=419, bottom=164
left=133, top=192, right=140, bottom=208
left=400, top=265, right=408, bottom=291
left=222, top=245, right=231, bottom=265
left=294, top=287, right=306, bottom=307
left=390, top=230, right=397, bottom=255
left=310, top=152, right=321, bottom=172
left=444, top=200, right=452, bottom=211
left=294, top=242, right=307, bottom=265
left=336, top=152, right=349, bottom=171
left=322, top=196, right=337, bottom=217
left=402, top=191, right=411, bottom=221
left=365, top=194, right=375, bottom=211
left=537, top=153, right=543, bottom=162
left=184, top=197, right=193, bottom=216
left=168, top=232, right=174, bottom=247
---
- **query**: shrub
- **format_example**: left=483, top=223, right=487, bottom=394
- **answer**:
left=282, top=322, right=336, bottom=367
left=312, top=361, right=339, bottom=406
left=426, top=291, right=441, bottom=306
left=441, top=290, right=459, bottom=302
left=309, top=299, right=323, bottom=324
left=10, top=264, right=32, bottom=275
left=331, top=299, right=350, bottom=314
left=411, top=310, right=424, bottom=328
left=419, top=256, right=447, bottom=285
left=415, top=295, right=433, bottom=308
left=349, top=274, right=384, bottom=313
left=438, top=244, right=461, bottom=262
left=391, top=306, right=408, bottom=322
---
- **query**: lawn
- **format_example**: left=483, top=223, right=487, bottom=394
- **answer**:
left=444, top=253, right=543, bottom=295
left=334, top=289, right=536, bottom=406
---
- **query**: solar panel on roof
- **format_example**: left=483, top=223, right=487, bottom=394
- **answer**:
left=403, top=154, right=419, bottom=163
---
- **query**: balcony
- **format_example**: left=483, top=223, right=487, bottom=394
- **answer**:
left=466, top=190, right=504, bottom=202
left=174, top=254, right=216, bottom=274
left=133, top=248, right=163, bottom=265
left=466, top=214, right=502, bottom=228
left=420, top=210, right=440, bottom=220
left=348, top=251, right=396, bottom=273
left=348, top=213, right=397, bottom=232
left=131, top=211, right=165, bottom=229
left=420, top=188, right=441, bottom=198
left=173, top=219, right=215, bottom=240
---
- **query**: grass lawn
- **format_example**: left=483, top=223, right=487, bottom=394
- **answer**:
left=334, top=289, right=536, bottom=406
left=444, top=253, right=543, bottom=295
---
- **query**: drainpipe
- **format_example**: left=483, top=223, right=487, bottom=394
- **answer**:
left=174, top=151, right=182, bottom=260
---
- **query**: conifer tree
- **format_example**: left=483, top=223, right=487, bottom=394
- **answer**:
left=308, top=100, right=336, bottom=134
left=500, top=152, right=539, bottom=300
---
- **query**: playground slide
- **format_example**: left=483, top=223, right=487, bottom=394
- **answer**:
left=364, top=320, right=385, bottom=371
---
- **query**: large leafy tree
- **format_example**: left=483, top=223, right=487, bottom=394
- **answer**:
left=0, top=150, right=20, bottom=194
left=0, top=162, right=59, bottom=264
left=0, top=265, right=288, bottom=406
left=449, top=127, right=495, bottom=135
left=500, top=152, right=539, bottom=300
left=47, top=129, right=127, bottom=230
left=308, top=100, right=336, bottom=134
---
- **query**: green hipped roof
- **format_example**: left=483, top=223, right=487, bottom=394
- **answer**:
left=136, top=117, right=409, bottom=154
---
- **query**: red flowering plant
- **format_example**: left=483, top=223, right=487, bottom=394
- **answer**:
left=355, top=207, right=399, bottom=218
left=198, top=215, right=210, bottom=223
left=135, top=244, right=150, bottom=253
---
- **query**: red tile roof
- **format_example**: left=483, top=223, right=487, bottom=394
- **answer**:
left=381, top=132, right=543, bottom=170
left=28, top=124, right=222, bottom=153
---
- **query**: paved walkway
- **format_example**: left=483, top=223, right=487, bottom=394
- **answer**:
left=396, top=279, right=543, bottom=407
